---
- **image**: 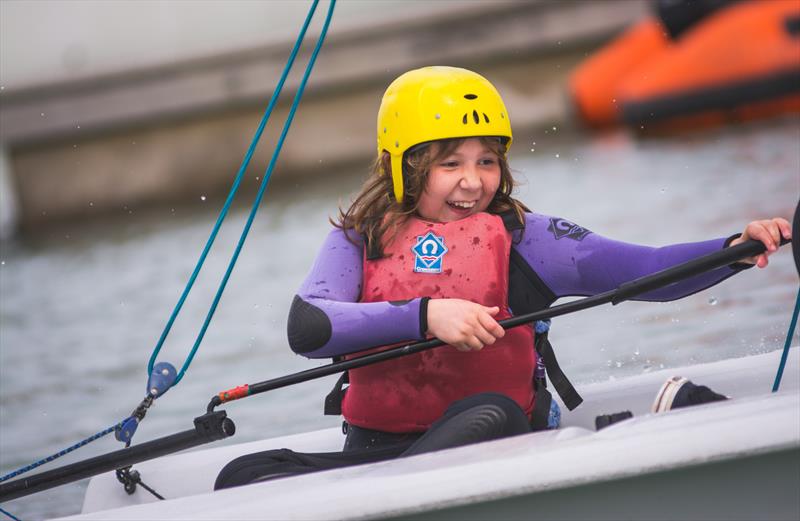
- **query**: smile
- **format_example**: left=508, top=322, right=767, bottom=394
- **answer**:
left=447, top=200, right=477, bottom=209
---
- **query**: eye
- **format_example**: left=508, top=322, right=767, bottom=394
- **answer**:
left=478, top=157, right=498, bottom=166
left=440, top=160, right=459, bottom=168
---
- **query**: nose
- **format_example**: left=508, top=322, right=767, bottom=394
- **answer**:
left=459, top=164, right=482, bottom=191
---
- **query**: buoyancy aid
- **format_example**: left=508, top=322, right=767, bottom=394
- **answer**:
left=341, top=212, right=536, bottom=433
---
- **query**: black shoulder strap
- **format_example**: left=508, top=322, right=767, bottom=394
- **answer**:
left=499, top=210, right=525, bottom=232
left=508, top=248, right=556, bottom=317
left=509, top=247, right=583, bottom=411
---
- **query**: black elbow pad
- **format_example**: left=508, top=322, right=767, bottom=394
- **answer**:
left=287, top=295, right=332, bottom=354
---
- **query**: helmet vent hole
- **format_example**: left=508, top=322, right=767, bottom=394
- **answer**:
left=462, top=114, right=468, bottom=125
left=483, top=113, right=490, bottom=123
left=464, top=94, right=478, bottom=100
left=472, top=110, right=479, bottom=124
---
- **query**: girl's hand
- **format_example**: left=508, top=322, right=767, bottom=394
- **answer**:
left=729, top=218, right=791, bottom=268
left=426, top=298, right=505, bottom=352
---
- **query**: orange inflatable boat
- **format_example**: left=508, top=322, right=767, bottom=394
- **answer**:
left=570, top=0, right=800, bottom=132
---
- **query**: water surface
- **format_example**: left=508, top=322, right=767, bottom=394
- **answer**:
left=1, top=119, right=798, bottom=519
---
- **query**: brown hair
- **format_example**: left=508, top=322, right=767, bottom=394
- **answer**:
left=333, top=137, right=529, bottom=255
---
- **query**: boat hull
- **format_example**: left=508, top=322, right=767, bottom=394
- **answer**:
left=66, top=349, right=800, bottom=521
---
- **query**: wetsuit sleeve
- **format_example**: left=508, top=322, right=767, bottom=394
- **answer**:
left=287, top=229, right=426, bottom=359
left=513, top=213, right=749, bottom=301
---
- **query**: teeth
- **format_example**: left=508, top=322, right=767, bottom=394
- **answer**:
left=448, top=201, right=476, bottom=209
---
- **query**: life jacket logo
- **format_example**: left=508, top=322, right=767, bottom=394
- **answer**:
left=548, top=218, right=591, bottom=241
left=412, top=231, right=448, bottom=273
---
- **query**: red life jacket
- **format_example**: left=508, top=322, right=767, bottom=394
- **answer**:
left=341, top=212, right=536, bottom=433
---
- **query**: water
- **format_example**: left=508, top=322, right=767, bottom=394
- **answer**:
left=1, top=119, right=798, bottom=519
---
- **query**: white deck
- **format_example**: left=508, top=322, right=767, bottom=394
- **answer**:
left=67, top=349, right=800, bottom=520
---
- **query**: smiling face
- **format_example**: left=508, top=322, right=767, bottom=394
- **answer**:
left=416, top=138, right=502, bottom=223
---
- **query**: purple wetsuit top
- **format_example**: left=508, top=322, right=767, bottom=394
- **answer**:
left=290, top=213, right=744, bottom=359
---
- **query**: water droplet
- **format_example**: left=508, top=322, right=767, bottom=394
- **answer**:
left=1, top=261, right=5, bottom=265
left=76, top=125, right=81, bottom=129
left=615, top=361, right=622, bottom=368
left=660, top=188, right=666, bottom=194
left=552, top=126, right=557, bottom=131
left=555, top=153, right=560, bottom=158
left=200, top=195, right=206, bottom=201
left=708, top=297, right=718, bottom=306
left=530, top=148, right=535, bottom=152
left=40, top=112, right=45, bottom=117
left=88, top=201, right=93, bottom=206
left=634, top=349, right=640, bottom=356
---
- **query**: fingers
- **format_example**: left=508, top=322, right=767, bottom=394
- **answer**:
left=749, top=221, right=779, bottom=252
left=776, top=217, right=792, bottom=241
left=456, top=305, right=505, bottom=352
left=478, top=307, right=505, bottom=339
left=741, top=218, right=792, bottom=268
left=426, top=299, right=507, bottom=352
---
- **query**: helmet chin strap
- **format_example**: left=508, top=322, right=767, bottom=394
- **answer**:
left=390, top=153, right=405, bottom=203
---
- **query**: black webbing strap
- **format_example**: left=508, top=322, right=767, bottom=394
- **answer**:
left=536, top=331, right=583, bottom=411
left=324, top=371, right=349, bottom=415
left=529, top=381, right=552, bottom=431
left=499, top=210, right=525, bottom=232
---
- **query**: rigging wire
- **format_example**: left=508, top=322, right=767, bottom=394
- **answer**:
left=172, top=0, right=337, bottom=383
left=772, top=286, right=800, bottom=392
left=0, top=1, right=336, bottom=499
left=147, top=0, right=325, bottom=382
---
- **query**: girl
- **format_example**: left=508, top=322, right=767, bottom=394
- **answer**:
left=216, top=66, right=790, bottom=488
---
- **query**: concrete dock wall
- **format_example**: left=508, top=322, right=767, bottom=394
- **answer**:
left=0, top=0, right=648, bottom=233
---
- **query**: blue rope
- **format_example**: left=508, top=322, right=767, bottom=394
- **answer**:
left=147, top=0, right=322, bottom=378
left=0, top=1, right=335, bottom=487
left=772, top=286, right=800, bottom=392
left=0, top=423, right=120, bottom=483
left=0, top=507, right=22, bottom=521
left=175, top=0, right=337, bottom=382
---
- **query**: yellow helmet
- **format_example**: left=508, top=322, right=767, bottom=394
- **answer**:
left=377, top=66, right=512, bottom=202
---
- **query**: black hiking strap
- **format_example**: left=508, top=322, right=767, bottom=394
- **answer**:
left=535, top=330, right=583, bottom=411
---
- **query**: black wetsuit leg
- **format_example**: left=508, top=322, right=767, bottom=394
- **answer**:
left=215, top=392, right=530, bottom=489
left=402, top=392, right=531, bottom=455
